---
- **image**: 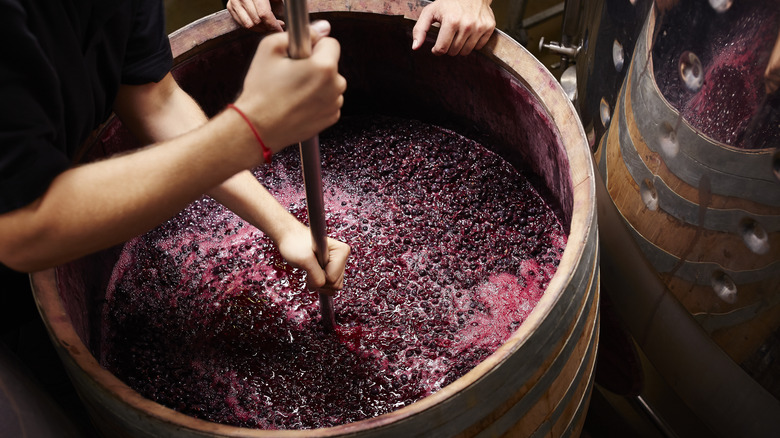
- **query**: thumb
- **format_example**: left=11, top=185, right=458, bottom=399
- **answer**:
left=259, top=30, right=293, bottom=57
left=305, top=261, right=327, bottom=290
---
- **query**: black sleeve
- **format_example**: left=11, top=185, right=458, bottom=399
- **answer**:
left=121, top=0, right=173, bottom=85
left=0, top=0, right=70, bottom=213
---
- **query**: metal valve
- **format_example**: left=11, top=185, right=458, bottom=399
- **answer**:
left=539, top=36, right=581, bottom=59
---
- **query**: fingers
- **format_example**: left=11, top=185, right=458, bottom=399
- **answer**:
left=304, top=262, right=327, bottom=291
left=236, top=20, right=345, bottom=150
left=412, top=10, right=435, bottom=51
left=305, top=239, right=350, bottom=294
left=445, top=27, right=492, bottom=56
left=278, top=20, right=339, bottom=75
left=766, top=32, right=780, bottom=95
left=265, top=20, right=334, bottom=60
left=474, top=27, right=492, bottom=51
left=267, top=19, right=285, bottom=33
left=433, top=22, right=457, bottom=56
left=415, top=5, right=458, bottom=55
left=324, top=239, right=350, bottom=290
left=413, top=0, right=495, bottom=56
left=766, top=71, right=780, bottom=95
left=227, top=0, right=283, bottom=33
left=226, top=0, right=258, bottom=29
left=256, top=30, right=296, bottom=66
left=309, top=37, right=347, bottom=129
left=311, top=30, right=348, bottom=105
left=435, top=23, right=494, bottom=56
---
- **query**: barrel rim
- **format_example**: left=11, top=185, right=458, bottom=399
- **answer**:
left=32, top=3, right=597, bottom=436
left=642, top=9, right=778, bottom=156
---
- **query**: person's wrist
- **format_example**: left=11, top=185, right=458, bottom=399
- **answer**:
left=226, top=103, right=273, bottom=164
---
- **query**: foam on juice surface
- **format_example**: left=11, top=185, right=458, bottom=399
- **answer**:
left=652, top=1, right=780, bottom=148
left=101, top=116, right=567, bottom=429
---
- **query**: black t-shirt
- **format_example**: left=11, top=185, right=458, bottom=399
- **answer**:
left=0, top=0, right=172, bottom=213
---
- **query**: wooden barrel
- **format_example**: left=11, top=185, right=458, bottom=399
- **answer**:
left=595, top=7, right=780, bottom=372
left=31, top=3, right=598, bottom=437
left=590, top=3, right=780, bottom=436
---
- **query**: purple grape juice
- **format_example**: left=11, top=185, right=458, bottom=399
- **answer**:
left=101, top=116, right=567, bottom=430
left=652, top=0, right=780, bottom=148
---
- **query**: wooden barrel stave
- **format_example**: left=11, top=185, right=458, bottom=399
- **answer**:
left=609, top=49, right=779, bottom=281
left=607, top=112, right=780, bottom=288
left=627, top=22, right=780, bottom=202
left=487, top=243, right=599, bottom=438
left=605, top=84, right=780, bottom=363
left=600, top=8, right=780, bottom=382
left=442, top=229, right=599, bottom=437
left=623, top=75, right=780, bottom=230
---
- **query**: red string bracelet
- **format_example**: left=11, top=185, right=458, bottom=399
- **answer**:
left=227, top=103, right=272, bottom=165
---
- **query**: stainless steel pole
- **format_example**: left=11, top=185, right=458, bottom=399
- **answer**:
left=284, top=0, right=336, bottom=331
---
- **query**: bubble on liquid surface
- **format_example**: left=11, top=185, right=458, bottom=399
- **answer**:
left=653, top=1, right=780, bottom=149
left=100, top=115, right=567, bottom=430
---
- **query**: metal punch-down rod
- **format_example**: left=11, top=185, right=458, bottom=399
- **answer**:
left=285, top=0, right=336, bottom=331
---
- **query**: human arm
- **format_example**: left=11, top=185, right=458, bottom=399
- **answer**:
left=208, top=176, right=349, bottom=293
left=765, top=28, right=780, bottom=95
left=107, top=23, right=350, bottom=293
left=0, top=27, right=346, bottom=277
left=411, top=0, right=495, bottom=56
left=0, top=106, right=261, bottom=272
left=226, top=0, right=285, bottom=33
left=654, top=0, right=679, bottom=14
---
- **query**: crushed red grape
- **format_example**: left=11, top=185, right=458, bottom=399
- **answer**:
left=101, top=116, right=567, bottom=430
left=652, top=0, right=780, bottom=148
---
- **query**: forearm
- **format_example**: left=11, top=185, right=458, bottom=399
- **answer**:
left=113, top=73, right=210, bottom=144
left=208, top=172, right=307, bottom=245
left=0, top=111, right=262, bottom=272
left=117, top=72, right=344, bottom=290
left=116, top=73, right=303, bottom=246
left=0, top=29, right=345, bottom=272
